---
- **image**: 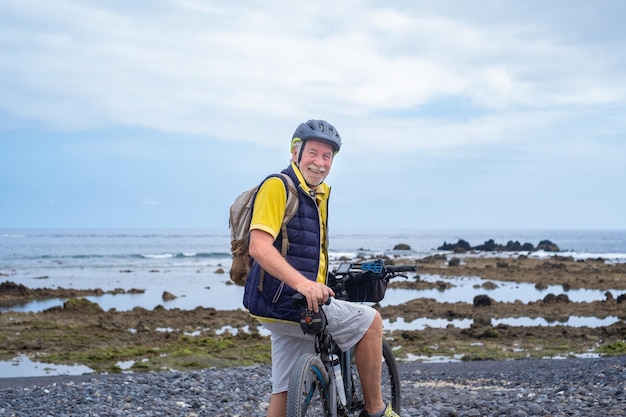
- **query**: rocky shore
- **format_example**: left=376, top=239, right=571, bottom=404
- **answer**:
left=1, top=252, right=626, bottom=415
left=1, top=255, right=626, bottom=373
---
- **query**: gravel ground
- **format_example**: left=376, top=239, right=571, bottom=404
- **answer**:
left=1, top=356, right=625, bottom=417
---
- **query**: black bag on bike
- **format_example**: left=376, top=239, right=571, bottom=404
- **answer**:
left=344, top=273, right=387, bottom=303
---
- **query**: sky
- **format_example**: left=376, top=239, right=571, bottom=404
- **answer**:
left=1, top=0, right=625, bottom=231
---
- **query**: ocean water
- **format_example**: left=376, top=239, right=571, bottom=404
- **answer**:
left=1, top=228, right=626, bottom=314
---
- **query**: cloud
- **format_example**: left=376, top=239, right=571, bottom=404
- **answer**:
left=141, top=199, right=161, bottom=207
left=0, top=0, right=625, bottom=156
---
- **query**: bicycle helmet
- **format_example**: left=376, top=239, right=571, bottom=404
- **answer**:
left=291, top=119, right=342, bottom=154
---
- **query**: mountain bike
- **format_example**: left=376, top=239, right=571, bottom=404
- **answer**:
left=286, top=259, right=416, bottom=417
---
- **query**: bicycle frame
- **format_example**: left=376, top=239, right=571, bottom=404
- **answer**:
left=312, top=317, right=342, bottom=416
left=287, top=259, right=414, bottom=416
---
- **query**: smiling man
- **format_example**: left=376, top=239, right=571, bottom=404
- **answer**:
left=243, top=119, right=400, bottom=417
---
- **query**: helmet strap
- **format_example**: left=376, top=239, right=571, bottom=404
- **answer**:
left=297, top=140, right=306, bottom=164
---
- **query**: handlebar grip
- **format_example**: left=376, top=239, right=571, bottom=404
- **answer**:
left=291, top=292, right=332, bottom=308
left=292, top=293, right=307, bottom=308
left=386, top=265, right=417, bottom=273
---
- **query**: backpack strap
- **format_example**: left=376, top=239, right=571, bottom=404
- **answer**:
left=257, top=173, right=299, bottom=291
left=278, top=173, right=298, bottom=258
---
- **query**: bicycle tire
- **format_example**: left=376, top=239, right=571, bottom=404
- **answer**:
left=346, top=339, right=401, bottom=416
left=287, top=353, right=331, bottom=417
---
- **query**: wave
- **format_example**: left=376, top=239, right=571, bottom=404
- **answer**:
left=13, top=232, right=228, bottom=239
left=139, top=252, right=230, bottom=259
left=532, top=251, right=626, bottom=263
left=15, top=252, right=231, bottom=262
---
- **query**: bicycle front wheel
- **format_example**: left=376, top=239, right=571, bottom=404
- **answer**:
left=287, top=353, right=331, bottom=417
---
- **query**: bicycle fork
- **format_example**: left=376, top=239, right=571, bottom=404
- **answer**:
left=320, top=353, right=339, bottom=416
left=323, top=349, right=355, bottom=415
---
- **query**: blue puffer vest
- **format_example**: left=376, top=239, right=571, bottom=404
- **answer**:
left=242, top=164, right=327, bottom=323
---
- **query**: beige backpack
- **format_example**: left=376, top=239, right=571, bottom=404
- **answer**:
left=228, top=174, right=299, bottom=285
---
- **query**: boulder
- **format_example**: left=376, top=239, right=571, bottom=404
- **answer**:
left=537, top=240, right=560, bottom=252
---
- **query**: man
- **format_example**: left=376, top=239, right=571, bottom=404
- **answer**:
left=243, top=119, right=400, bottom=417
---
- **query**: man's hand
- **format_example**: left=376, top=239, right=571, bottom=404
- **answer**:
left=295, top=281, right=335, bottom=313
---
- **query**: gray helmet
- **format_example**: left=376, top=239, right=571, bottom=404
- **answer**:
left=291, top=119, right=342, bottom=153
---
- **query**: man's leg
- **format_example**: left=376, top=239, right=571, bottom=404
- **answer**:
left=323, top=300, right=389, bottom=415
left=354, top=312, right=386, bottom=414
left=266, top=392, right=287, bottom=417
left=261, top=321, right=316, bottom=417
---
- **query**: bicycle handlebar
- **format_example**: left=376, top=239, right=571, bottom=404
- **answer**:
left=292, top=259, right=417, bottom=309
left=380, top=264, right=417, bottom=274
left=335, top=259, right=416, bottom=277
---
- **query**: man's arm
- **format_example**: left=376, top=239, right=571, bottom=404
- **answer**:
left=248, top=229, right=334, bottom=312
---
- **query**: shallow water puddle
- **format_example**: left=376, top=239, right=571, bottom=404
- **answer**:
left=0, top=354, right=93, bottom=378
left=380, top=274, right=623, bottom=306
left=382, top=315, right=622, bottom=331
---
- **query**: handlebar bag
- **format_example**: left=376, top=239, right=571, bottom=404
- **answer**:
left=345, top=274, right=387, bottom=303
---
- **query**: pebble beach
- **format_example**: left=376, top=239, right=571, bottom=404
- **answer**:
left=1, top=356, right=625, bottom=417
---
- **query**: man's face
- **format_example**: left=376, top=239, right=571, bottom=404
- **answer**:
left=295, top=140, right=334, bottom=187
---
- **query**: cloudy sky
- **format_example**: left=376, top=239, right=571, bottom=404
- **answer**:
left=1, top=0, right=625, bottom=231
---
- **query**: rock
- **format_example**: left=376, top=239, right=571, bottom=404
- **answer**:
left=437, top=238, right=560, bottom=253
left=543, top=293, right=570, bottom=303
left=528, top=403, right=542, bottom=415
left=537, top=240, right=560, bottom=252
left=448, top=257, right=461, bottom=267
left=473, top=294, right=492, bottom=307
left=62, top=297, right=104, bottom=313
left=0, top=281, right=34, bottom=297
left=474, top=239, right=497, bottom=251
left=393, top=243, right=411, bottom=250
left=438, top=239, right=471, bottom=251
left=162, top=291, right=177, bottom=301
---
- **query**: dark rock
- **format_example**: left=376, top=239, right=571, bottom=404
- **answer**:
left=62, top=298, right=104, bottom=313
left=437, top=238, right=560, bottom=253
left=473, top=294, right=492, bottom=307
left=393, top=243, right=411, bottom=250
left=437, top=239, right=471, bottom=251
left=475, top=239, right=497, bottom=251
left=543, top=293, right=570, bottom=303
left=0, top=281, right=34, bottom=297
left=448, top=257, right=461, bottom=267
left=536, top=240, right=560, bottom=252
left=162, top=291, right=177, bottom=301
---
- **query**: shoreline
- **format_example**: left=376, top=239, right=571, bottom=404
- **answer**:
left=1, top=255, right=625, bottom=376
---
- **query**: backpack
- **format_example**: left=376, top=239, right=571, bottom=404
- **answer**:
left=229, top=173, right=299, bottom=286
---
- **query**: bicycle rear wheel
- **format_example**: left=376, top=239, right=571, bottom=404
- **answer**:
left=287, top=353, right=331, bottom=417
left=347, top=339, right=401, bottom=415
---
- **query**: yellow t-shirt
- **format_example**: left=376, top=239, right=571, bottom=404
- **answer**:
left=249, top=163, right=329, bottom=283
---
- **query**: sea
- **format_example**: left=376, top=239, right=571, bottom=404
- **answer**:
left=1, top=228, right=625, bottom=376
left=2, top=228, right=626, bottom=315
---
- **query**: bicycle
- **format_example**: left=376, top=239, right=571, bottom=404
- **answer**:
left=286, top=259, right=416, bottom=417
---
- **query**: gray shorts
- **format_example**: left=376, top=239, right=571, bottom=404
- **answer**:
left=260, top=298, right=377, bottom=394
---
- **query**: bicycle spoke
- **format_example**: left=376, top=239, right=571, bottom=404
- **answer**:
left=287, top=354, right=330, bottom=417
